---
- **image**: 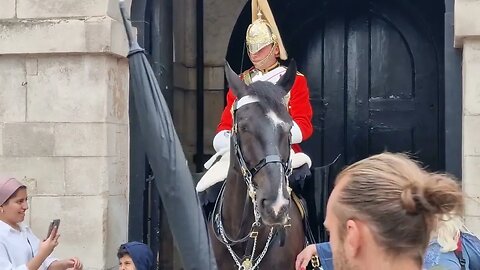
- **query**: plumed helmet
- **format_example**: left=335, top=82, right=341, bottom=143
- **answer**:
left=246, top=18, right=276, bottom=55
left=245, top=0, right=287, bottom=60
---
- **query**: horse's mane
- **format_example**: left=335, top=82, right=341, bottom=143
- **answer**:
left=247, top=81, right=288, bottom=117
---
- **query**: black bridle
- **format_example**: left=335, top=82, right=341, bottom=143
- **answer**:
left=231, top=99, right=293, bottom=190
left=211, top=96, right=295, bottom=270
left=212, top=97, right=292, bottom=240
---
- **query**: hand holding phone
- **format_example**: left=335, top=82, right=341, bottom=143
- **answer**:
left=46, top=219, right=61, bottom=239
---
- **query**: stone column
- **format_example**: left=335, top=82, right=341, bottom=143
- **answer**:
left=173, top=0, right=246, bottom=168
left=0, top=1, right=130, bottom=269
left=172, top=0, right=201, bottom=169
left=455, top=0, right=480, bottom=235
left=203, top=0, right=247, bottom=156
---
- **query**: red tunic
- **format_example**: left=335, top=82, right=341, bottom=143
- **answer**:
left=216, top=71, right=313, bottom=153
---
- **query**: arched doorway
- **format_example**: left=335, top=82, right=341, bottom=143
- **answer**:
left=227, top=0, right=445, bottom=241
left=228, top=0, right=444, bottom=170
left=293, top=0, right=444, bottom=172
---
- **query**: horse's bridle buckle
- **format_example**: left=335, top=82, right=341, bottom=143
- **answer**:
left=240, top=258, right=252, bottom=270
left=311, top=255, right=320, bottom=267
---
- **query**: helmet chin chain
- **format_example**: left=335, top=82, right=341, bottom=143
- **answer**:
left=249, top=43, right=277, bottom=71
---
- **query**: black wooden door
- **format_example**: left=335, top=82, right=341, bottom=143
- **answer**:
left=290, top=0, right=444, bottom=242
left=290, top=2, right=442, bottom=171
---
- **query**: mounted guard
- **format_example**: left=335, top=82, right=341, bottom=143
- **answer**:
left=197, top=0, right=313, bottom=205
left=196, top=0, right=321, bottom=269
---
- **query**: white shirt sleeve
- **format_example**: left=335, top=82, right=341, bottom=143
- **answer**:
left=26, top=228, right=58, bottom=270
left=291, top=121, right=303, bottom=144
left=0, top=222, right=58, bottom=270
left=44, top=257, right=57, bottom=269
left=0, top=243, right=28, bottom=270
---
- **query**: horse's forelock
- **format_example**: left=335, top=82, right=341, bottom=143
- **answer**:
left=247, top=82, right=289, bottom=120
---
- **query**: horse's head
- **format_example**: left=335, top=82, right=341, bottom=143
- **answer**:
left=225, top=60, right=297, bottom=226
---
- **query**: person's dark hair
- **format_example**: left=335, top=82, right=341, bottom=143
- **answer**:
left=334, top=152, right=464, bottom=265
left=117, top=244, right=130, bottom=259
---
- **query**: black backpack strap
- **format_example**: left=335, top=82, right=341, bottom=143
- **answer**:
left=454, top=236, right=466, bottom=270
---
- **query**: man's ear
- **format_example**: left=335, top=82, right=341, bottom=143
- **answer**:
left=276, top=59, right=297, bottom=92
left=225, top=61, right=247, bottom=98
left=344, top=219, right=362, bottom=257
left=274, top=44, right=280, bottom=58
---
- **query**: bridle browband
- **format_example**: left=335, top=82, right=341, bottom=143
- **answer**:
left=212, top=95, right=293, bottom=270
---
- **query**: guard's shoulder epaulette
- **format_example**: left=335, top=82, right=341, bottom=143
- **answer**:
left=240, top=67, right=255, bottom=78
left=280, top=64, right=304, bottom=76
left=241, top=67, right=256, bottom=85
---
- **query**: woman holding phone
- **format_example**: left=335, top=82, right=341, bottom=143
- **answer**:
left=0, top=177, right=83, bottom=270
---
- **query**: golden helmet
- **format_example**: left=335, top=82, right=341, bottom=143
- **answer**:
left=246, top=18, right=277, bottom=55
left=246, top=0, right=287, bottom=60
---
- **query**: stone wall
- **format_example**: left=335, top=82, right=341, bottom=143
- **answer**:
left=460, top=40, right=480, bottom=233
left=456, top=0, right=480, bottom=235
left=173, top=0, right=247, bottom=169
left=0, top=0, right=131, bottom=269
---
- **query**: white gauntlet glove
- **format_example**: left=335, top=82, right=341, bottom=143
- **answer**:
left=291, top=121, right=303, bottom=144
left=213, top=130, right=231, bottom=152
left=203, top=130, right=231, bottom=170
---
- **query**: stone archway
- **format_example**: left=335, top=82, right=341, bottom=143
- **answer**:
left=200, top=0, right=250, bottom=162
left=204, top=0, right=248, bottom=66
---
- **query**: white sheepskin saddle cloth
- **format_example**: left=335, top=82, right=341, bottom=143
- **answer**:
left=196, top=149, right=312, bottom=192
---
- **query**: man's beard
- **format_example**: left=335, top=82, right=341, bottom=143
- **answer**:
left=333, top=243, right=357, bottom=270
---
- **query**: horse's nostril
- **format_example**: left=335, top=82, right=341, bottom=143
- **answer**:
left=261, top=199, right=267, bottom=208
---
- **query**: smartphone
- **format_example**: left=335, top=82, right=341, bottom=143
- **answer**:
left=46, top=219, right=61, bottom=239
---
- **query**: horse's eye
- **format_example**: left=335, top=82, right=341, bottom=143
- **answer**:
left=239, top=124, right=249, bottom=132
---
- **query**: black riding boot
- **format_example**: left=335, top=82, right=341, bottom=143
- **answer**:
left=288, top=163, right=311, bottom=195
left=198, top=181, right=224, bottom=220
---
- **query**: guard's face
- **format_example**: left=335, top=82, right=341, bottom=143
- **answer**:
left=119, top=255, right=136, bottom=270
left=249, top=44, right=279, bottom=70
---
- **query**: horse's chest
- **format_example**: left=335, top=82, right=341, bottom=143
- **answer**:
left=214, top=245, right=294, bottom=270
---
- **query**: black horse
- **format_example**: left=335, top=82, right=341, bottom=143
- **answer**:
left=209, top=61, right=305, bottom=269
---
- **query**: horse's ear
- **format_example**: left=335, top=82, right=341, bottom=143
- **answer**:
left=276, top=59, right=297, bottom=93
left=225, top=61, right=247, bottom=97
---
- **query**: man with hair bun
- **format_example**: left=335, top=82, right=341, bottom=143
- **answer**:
left=295, top=152, right=464, bottom=270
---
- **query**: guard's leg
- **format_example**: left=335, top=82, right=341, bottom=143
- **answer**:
left=198, top=181, right=224, bottom=220
left=288, top=163, right=311, bottom=195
